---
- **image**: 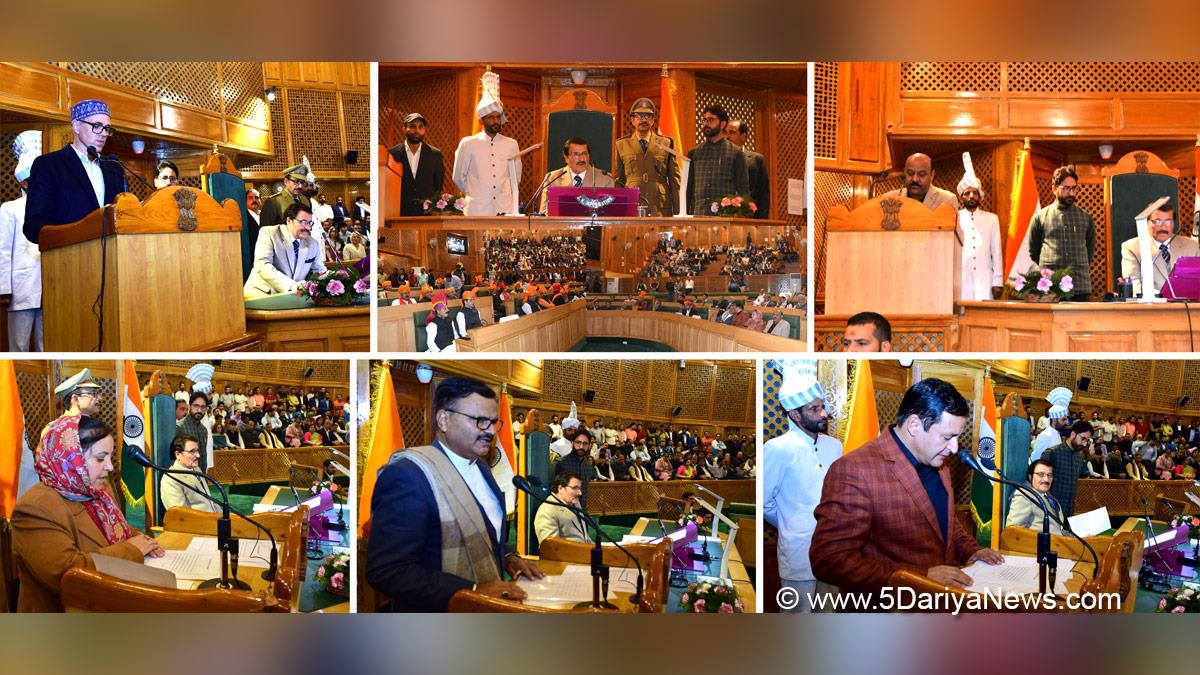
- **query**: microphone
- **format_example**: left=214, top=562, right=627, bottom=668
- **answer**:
left=91, top=149, right=152, bottom=193
left=129, top=446, right=279, bottom=583
left=513, top=475, right=644, bottom=609
left=523, top=168, right=568, bottom=215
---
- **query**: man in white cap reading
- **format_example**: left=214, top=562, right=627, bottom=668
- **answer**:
left=24, top=99, right=126, bottom=245
left=1031, top=386, right=1073, bottom=462
left=0, top=135, right=43, bottom=351
left=956, top=152, right=1003, bottom=301
left=452, top=71, right=521, bottom=216
left=763, top=360, right=842, bottom=612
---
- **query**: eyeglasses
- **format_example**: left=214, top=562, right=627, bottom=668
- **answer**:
left=1056, top=185, right=1079, bottom=193
left=183, top=448, right=202, bottom=455
left=700, top=116, right=721, bottom=123
left=292, top=218, right=314, bottom=226
left=444, top=408, right=499, bottom=430
left=81, top=121, right=116, bottom=137
left=1032, top=472, right=1054, bottom=479
left=631, top=112, right=654, bottom=120
left=1150, top=218, right=1175, bottom=226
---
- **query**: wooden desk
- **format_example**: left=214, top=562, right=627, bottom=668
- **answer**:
left=587, top=310, right=805, bottom=352
left=630, top=517, right=756, bottom=612
left=244, top=304, right=370, bottom=352
left=958, top=300, right=1200, bottom=352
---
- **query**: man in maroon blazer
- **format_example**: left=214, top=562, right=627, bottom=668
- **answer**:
left=810, top=378, right=1004, bottom=597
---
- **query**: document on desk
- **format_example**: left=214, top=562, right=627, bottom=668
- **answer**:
left=1067, top=506, right=1110, bottom=537
left=92, top=553, right=179, bottom=589
left=517, top=565, right=602, bottom=607
left=183, top=536, right=273, bottom=567
left=961, top=554, right=1071, bottom=596
left=144, top=550, right=222, bottom=581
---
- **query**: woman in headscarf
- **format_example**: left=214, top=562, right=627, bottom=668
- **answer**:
left=10, top=415, right=165, bottom=612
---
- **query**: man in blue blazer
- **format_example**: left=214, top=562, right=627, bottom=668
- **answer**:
left=366, top=376, right=545, bottom=611
left=23, top=99, right=127, bottom=245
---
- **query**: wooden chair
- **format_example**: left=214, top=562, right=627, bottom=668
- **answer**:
left=59, top=507, right=309, bottom=612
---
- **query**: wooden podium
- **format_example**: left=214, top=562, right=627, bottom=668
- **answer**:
left=39, top=187, right=247, bottom=351
left=824, top=195, right=960, bottom=315
left=58, top=506, right=309, bottom=612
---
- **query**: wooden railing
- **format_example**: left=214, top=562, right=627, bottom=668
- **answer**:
left=209, top=445, right=348, bottom=485
left=585, top=479, right=754, bottom=516
left=1075, top=479, right=1200, bottom=517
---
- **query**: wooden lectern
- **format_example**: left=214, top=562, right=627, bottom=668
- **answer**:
left=446, top=537, right=671, bottom=613
left=39, top=187, right=247, bottom=351
left=58, top=506, right=309, bottom=612
left=824, top=196, right=960, bottom=315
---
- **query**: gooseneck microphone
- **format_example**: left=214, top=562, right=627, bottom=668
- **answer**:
left=89, top=147, right=152, bottom=193
left=129, top=447, right=279, bottom=584
left=513, top=475, right=644, bottom=609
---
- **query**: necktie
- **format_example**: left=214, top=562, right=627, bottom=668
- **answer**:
left=639, top=139, right=648, bottom=152
left=1160, top=243, right=1171, bottom=265
left=292, top=239, right=301, bottom=268
left=573, top=175, right=583, bottom=187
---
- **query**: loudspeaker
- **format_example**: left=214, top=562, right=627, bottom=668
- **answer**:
left=1077, top=377, right=1090, bottom=392
left=583, top=390, right=595, bottom=403
left=302, top=367, right=314, bottom=379
left=671, top=405, right=683, bottom=416
left=1180, top=396, right=1190, bottom=407
left=344, top=150, right=358, bottom=165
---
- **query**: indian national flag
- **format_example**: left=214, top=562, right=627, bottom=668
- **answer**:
left=842, top=360, right=879, bottom=454
left=1194, top=141, right=1200, bottom=236
left=494, top=388, right=517, bottom=516
left=970, top=374, right=1002, bottom=548
left=1, top=361, right=37, bottom=519
left=120, top=361, right=148, bottom=511
left=359, top=365, right=406, bottom=537
left=1004, top=144, right=1042, bottom=286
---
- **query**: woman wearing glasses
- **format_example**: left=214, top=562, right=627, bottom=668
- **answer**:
left=23, top=99, right=127, bottom=245
left=10, top=415, right=165, bottom=612
left=1004, top=458, right=1067, bottom=536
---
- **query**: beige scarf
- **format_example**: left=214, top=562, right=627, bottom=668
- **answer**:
left=400, top=445, right=501, bottom=585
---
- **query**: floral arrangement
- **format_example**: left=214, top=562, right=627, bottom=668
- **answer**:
left=309, top=479, right=342, bottom=500
left=1011, top=266, right=1075, bottom=301
left=679, top=578, right=744, bottom=613
left=298, top=266, right=370, bottom=306
left=315, top=551, right=350, bottom=597
left=678, top=513, right=708, bottom=534
left=1156, top=586, right=1199, bottom=613
left=708, top=194, right=757, bottom=218
left=1169, top=515, right=1200, bottom=541
left=423, top=192, right=466, bottom=216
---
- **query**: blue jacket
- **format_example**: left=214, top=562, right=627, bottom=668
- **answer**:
left=24, top=145, right=126, bottom=244
left=365, top=444, right=511, bottom=611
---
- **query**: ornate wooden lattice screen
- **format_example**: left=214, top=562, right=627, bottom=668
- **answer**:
left=617, top=360, right=649, bottom=417
left=15, top=368, right=51, bottom=451
left=0, top=129, right=35, bottom=205
left=242, top=87, right=365, bottom=179
left=396, top=405, right=427, bottom=448
left=899, top=62, right=1003, bottom=92
left=135, top=360, right=348, bottom=388
left=675, top=364, right=714, bottom=420
left=1078, top=360, right=1117, bottom=401
left=542, top=360, right=585, bottom=404
left=57, top=62, right=223, bottom=111
left=243, top=97, right=288, bottom=175
left=503, top=103, right=538, bottom=208
left=585, top=361, right=619, bottom=412
left=813, top=170, right=854, bottom=300
left=713, top=365, right=752, bottom=423
left=812, top=62, right=838, bottom=161
left=775, top=94, right=807, bottom=251
left=899, top=62, right=1200, bottom=95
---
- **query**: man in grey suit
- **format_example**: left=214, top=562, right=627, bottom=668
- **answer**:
left=533, top=473, right=591, bottom=545
left=1120, top=201, right=1200, bottom=297
left=538, top=137, right=614, bottom=214
left=763, top=308, right=792, bottom=337
left=244, top=201, right=327, bottom=296
left=726, top=119, right=770, bottom=219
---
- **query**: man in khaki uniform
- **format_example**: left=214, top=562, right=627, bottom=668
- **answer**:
left=613, top=98, right=680, bottom=216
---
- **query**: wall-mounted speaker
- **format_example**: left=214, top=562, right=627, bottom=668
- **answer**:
left=583, top=390, right=595, bottom=403
left=344, top=150, right=358, bottom=165
left=302, top=367, right=314, bottom=379
left=1077, top=377, right=1090, bottom=392
left=671, top=405, right=683, bottom=416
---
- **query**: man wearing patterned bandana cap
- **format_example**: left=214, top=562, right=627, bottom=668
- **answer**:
left=763, top=360, right=842, bottom=612
left=956, top=152, right=1003, bottom=301
left=452, top=71, right=521, bottom=216
left=23, top=100, right=126, bottom=245
left=1031, top=386, right=1073, bottom=463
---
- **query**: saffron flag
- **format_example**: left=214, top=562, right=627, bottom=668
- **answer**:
left=970, top=374, right=1002, bottom=548
left=1, top=361, right=36, bottom=519
left=659, top=69, right=684, bottom=161
left=120, top=361, right=148, bottom=510
left=1194, top=142, right=1200, bottom=236
left=1004, top=144, right=1042, bottom=286
left=359, top=366, right=406, bottom=537
left=842, top=360, right=879, bottom=454
left=493, top=389, right=517, bottom=515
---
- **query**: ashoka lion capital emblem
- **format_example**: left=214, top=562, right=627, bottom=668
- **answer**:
left=174, top=188, right=198, bottom=231
left=880, top=197, right=903, bottom=231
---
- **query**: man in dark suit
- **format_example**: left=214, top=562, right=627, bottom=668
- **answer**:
left=387, top=112, right=445, bottom=216
left=365, top=376, right=544, bottom=611
left=810, top=378, right=1004, bottom=599
left=725, top=119, right=770, bottom=220
left=352, top=196, right=371, bottom=221
left=24, top=99, right=127, bottom=245
left=331, top=195, right=350, bottom=227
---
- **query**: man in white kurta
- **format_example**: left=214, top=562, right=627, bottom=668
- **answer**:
left=452, top=71, right=521, bottom=216
left=956, top=152, right=1003, bottom=301
left=0, top=153, right=42, bottom=351
left=763, top=361, right=842, bottom=613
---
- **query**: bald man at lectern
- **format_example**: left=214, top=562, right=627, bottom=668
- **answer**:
left=883, top=153, right=959, bottom=212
